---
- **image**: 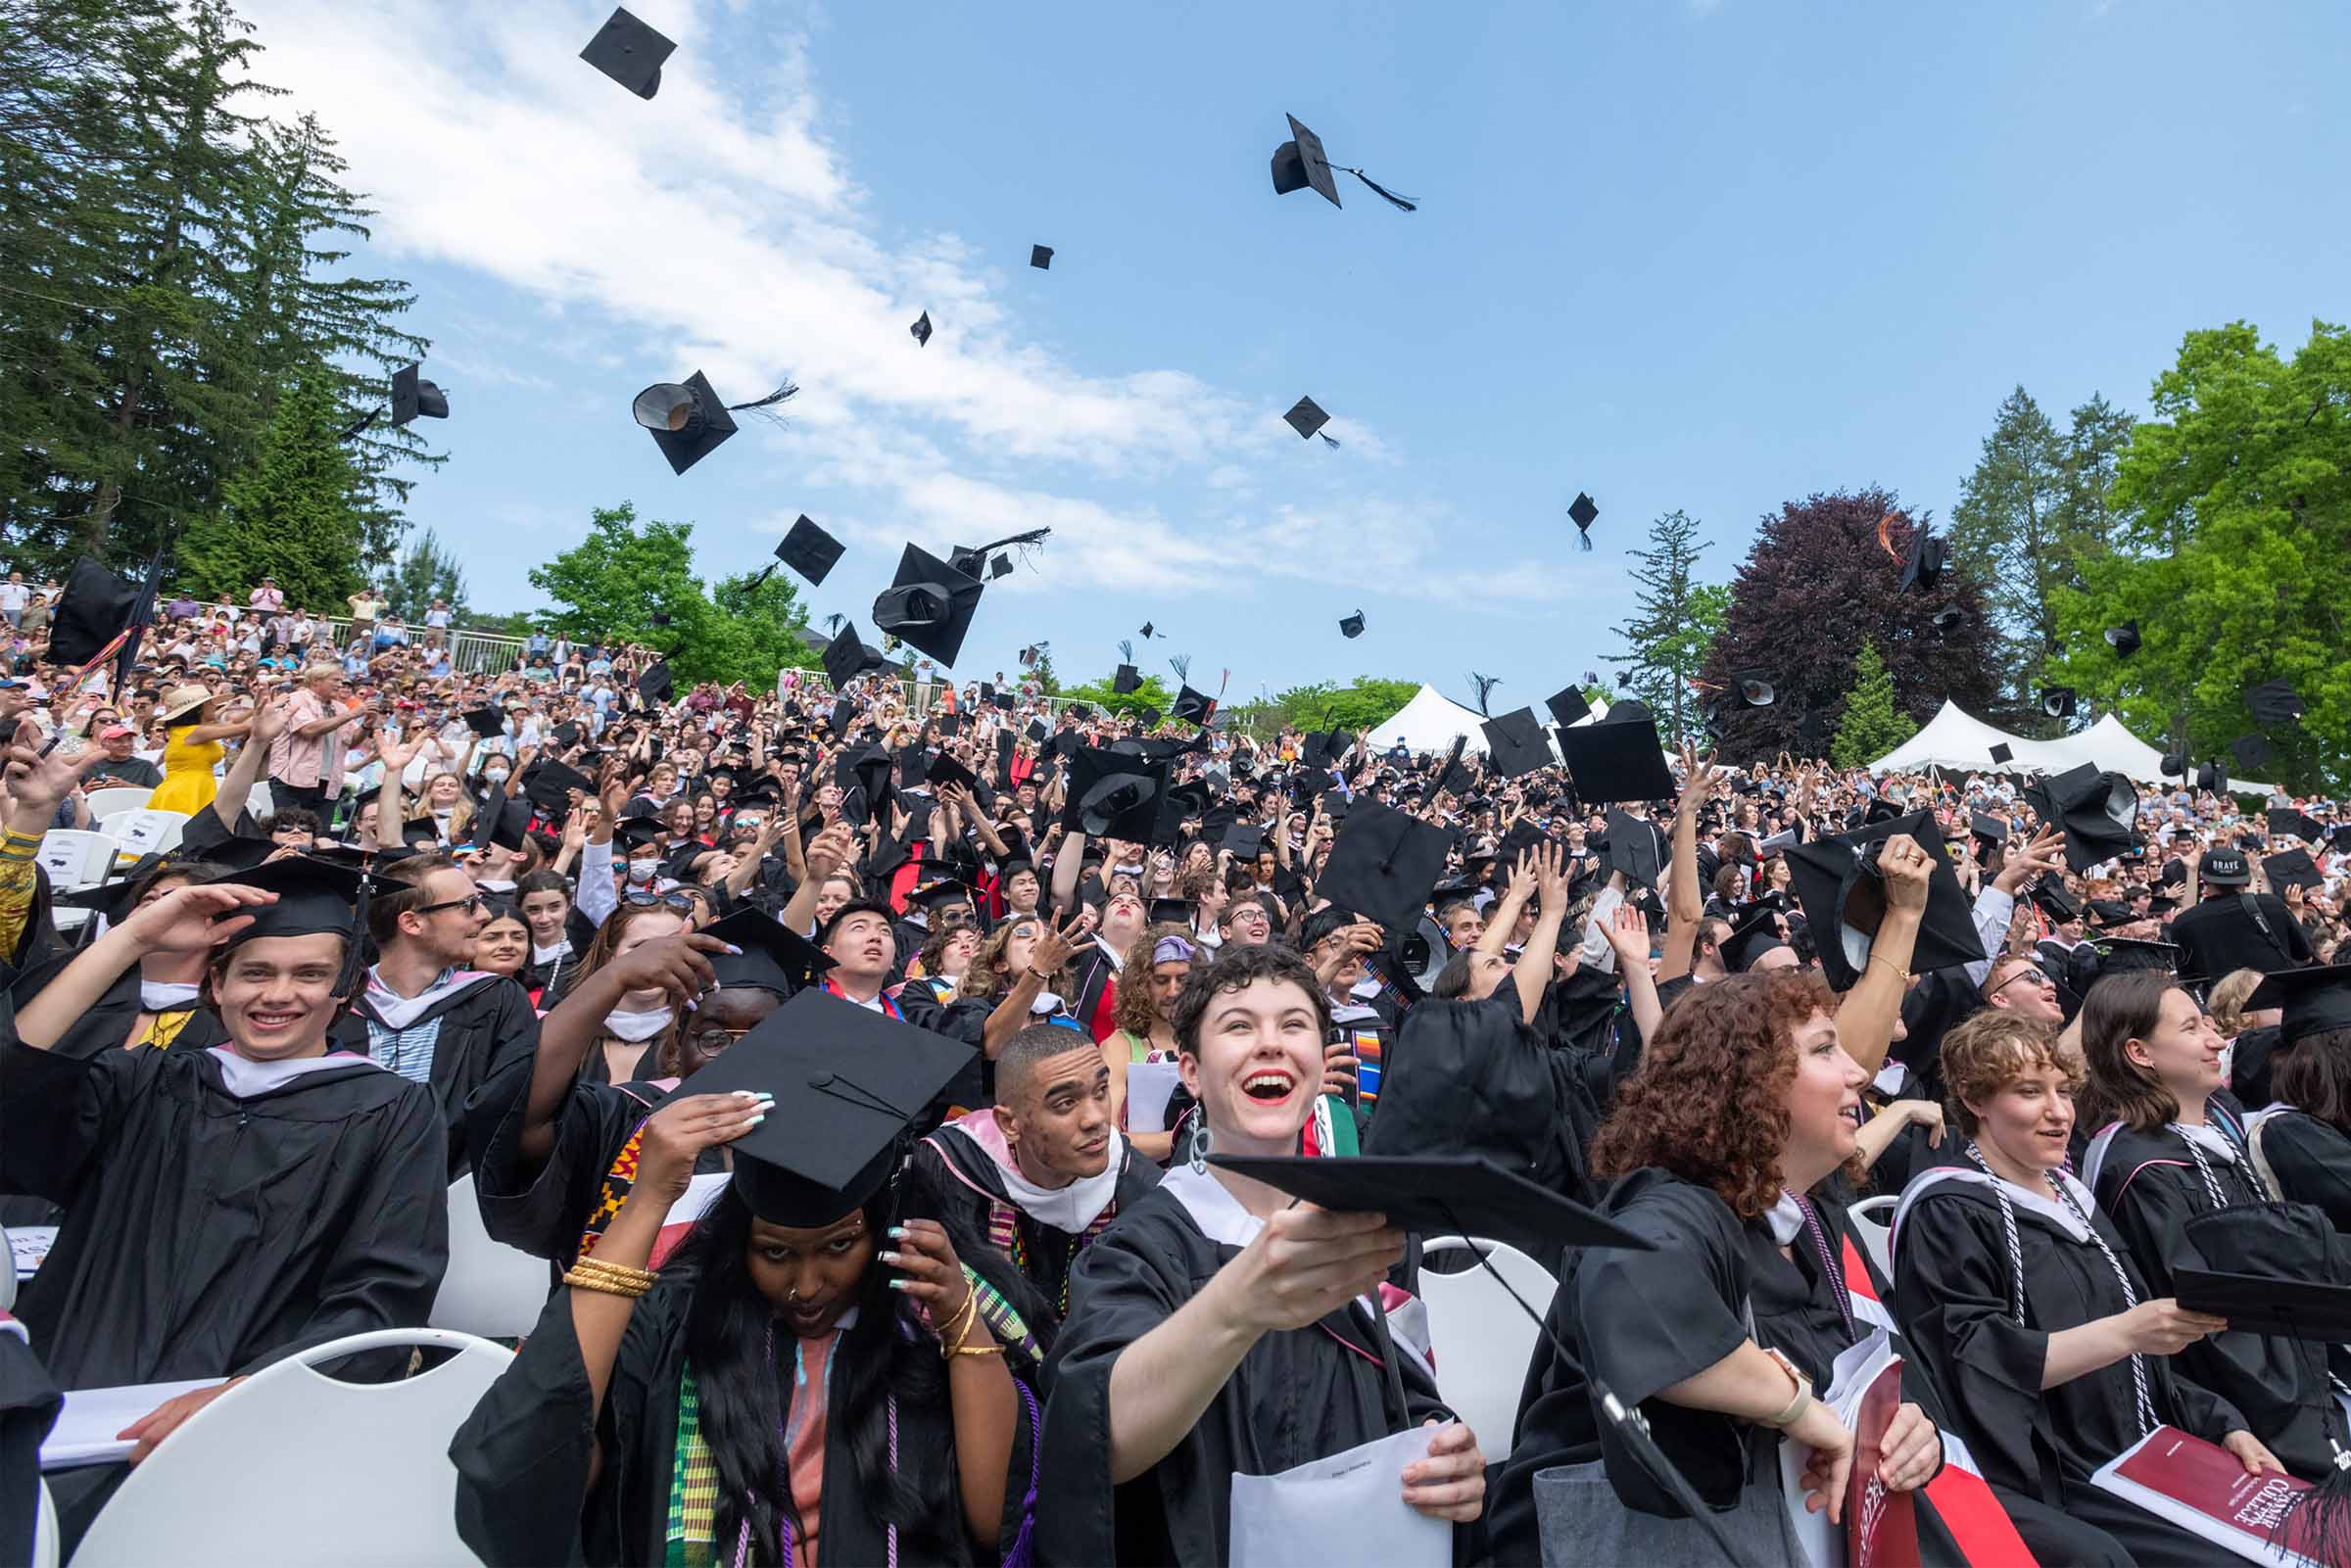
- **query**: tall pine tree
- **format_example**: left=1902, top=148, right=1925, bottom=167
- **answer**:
left=1829, top=641, right=1918, bottom=768
left=176, top=363, right=366, bottom=606
left=1609, top=508, right=1728, bottom=745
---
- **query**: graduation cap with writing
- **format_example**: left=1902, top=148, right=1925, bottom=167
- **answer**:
left=48, top=555, right=141, bottom=669
left=1062, top=747, right=1166, bottom=841
left=775, top=515, right=842, bottom=586
left=1268, top=112, right=1416, bottom=212
left=390, top=363, right=449, bottom=427
left=1899, top=525, right=1948, bottom=592
left=1313, top=798, right=1450, bottom=932
left=821, top=622, right=889, bottom=690
left=674, top=989, right=975, bottom=1226
left=1170, top=685, right=1217, bottom=728
left=1561, top=715, right=1675, bottom=804
left=631, top=371, right=793, bottom=476
left=1566, top=492, right=1598, bottom=551
left=1784, top=811, right=1987, bottom=992
left=872, top=545, right=984, bottom=667
left=1480, top=707, right=1552, bottom=780
left=2246, top=679, right=2306, bottom=727
left=580, top=6, right=674, bottom=97
left=700, top=908, right=833, bottom=996
left=1546, top=686, right=1592, bottom=730
left=2023, top=763, right=2137, bottom=873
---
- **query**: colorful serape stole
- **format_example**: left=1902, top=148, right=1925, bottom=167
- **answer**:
left=664, top=1364, right=722, bottom=1567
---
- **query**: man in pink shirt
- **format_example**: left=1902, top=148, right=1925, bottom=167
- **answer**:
left=267, top=664, right=361, bottom=816
left=247, top=576, right=285, bottom=615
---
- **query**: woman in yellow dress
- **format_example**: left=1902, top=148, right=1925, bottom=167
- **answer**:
left=144, top=684, right=252, bottom=817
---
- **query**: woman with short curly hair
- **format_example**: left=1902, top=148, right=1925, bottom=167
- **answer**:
left=1491, top=971, right=1946, bottom=1567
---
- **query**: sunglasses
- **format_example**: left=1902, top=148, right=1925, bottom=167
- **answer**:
left=624, top=890, right=696, bottom=912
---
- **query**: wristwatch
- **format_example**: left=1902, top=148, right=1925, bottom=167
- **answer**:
left=1758, top=1347, right=1813, bottom=1428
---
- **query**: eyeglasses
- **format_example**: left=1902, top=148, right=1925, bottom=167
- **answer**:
left=413, top=891, right=486, bottom=918
left=624, top=890, right=696, bottom=912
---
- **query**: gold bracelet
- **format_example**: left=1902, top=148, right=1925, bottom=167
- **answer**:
left=562, top=1266, right=653, bottom=1298
left=568, top=1257, right=656, bottom=1291
left=951, top=1342, right=1003, bottom=1357
left=1867, top=954, right=1908, bottom=982
left=938, top=1289, right=981, bottom=1358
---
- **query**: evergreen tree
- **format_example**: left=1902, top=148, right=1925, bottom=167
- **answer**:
left=1609, top=509, right=1728, bottom=745
left=175, top=363, right=364, bottom=605
left=383, top=527, right=466, bottom=623
left=1830, top=641, right=1917, bottom=768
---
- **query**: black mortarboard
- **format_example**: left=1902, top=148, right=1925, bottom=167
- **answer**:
left=462, top=705, right=507, bottom=738
left=701, top=908, right=833, bottom=996
left=1063, top=748, right=1166, bottom=841
left=2197, top=759, right=2231, bottom=793
left=1030, top=244, right=1053, bottom=269
left=1223, top=822, right=1266, bottom=860
left=2232, top=734, right=2275, bottom=773
left=872, top=544, right=984, bottom=667
left=2039, top=687, right=2077, bottom=721
left=989, top=689, right=1014, bottom=712
left=1314, top=798, right=1450, bottom=931
left=1136, top=704, right=1163, bottom=729
left=2030, top=878, right=2083, bottom=924
left=1969, top=812, right=2010, bottom=855
left=1607, top=808, right=1661, bottom=888
left=50, top=851, right=171, bottom=919
left=892, top=744, right=930, bottom=788
left=1171, top=685, right=1216, bottom=727
left=1148, top=897, right=1195, bottom=929
left=1988, top=742, right=2014, bottom=766
left=1480, top=707, right=1551, bottom=780
left=1898, top=526, right=1947, bottom=593
left=1719, top=903, right=1790, bottom=974
left=675, top=989, right=974, bottom=1225
left=2246, top=965, right=2351, bottom=1045
left=1024, top=718, right=1047, bottom=743
left=1113, top=664, right=1141, bottom=694
left=1546, top=686, right=1592, bottom=729
left=208, top=833, right=285, bottom=873
left=908, top=875, right=975, bottom=910
left=579, top=5, right=674, bottom=98
left=1282, top=396, right=1330, bottom=442
left=613, top=818, right=665, bottom=853
left=201, top=854, right=363, bottom=949
left=637, top=660, right=673, bottom=704
left=1930, top=607, right=1968, bottom=634
left=2173, top=1205, right=2351, bottom=1341
left=2264, top=848, right=2324, bottom=893
left=1338, top=611, right=1366, bottom=640
left=1565, top=492, right=1599, bottom=551
left=2104, top=621, right=2141, bottom=657
left=909, top=310, right=933, bottom=347
left=632, top=371, right=742, bottom=475
left=1783, top=811, right=1987, bottom=991
left=1051, top=730, right=1082, bottom=759
left=2159, top=751, right=2186, bottom=777
left=48, top=556, right=141, bottom=669
left=2175, top=1266, right=2351, bottom=1344
left=932, top=711, right=961, bottom=739
left=2268, top=807, right=2324, bottom=841
left=1731, top=669, right=1775, bottom=708
left=1269, top=112, right=1343, bottom=206
left=1208, top=1154, right=1650, bottom=1261
left=925, top=751, right=979, bottom=796
left=2024, top=763, right=2137, bottom=873
left=1069, top=702, right=1094, bottom=721
left=390, top=362, right=450, bottom=426
left=470, top=790, right=529, bottom=853
left=822, top=622, right=888, bottom=690
left=776, top=515, right=843, bottom=586
left=2246, top=679, right=2306, bottom=726
left=2332, top=825, right=2351, bottom=855
left=1561, top=716, right=1675, bottom=804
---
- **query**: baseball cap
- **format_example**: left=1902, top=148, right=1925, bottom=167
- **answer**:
left=2198, top=847, right=2251, bottom=886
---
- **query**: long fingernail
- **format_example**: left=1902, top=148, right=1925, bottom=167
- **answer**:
left=887, top=1278, right=909, bottom=1291
left=724, top=943, right=743, bottom=955
left=887, top=1225, right=908, bottom=1239
left=878, top=1251, right=902, bottom=1264
left=684, top=997, right=697, bottom=1012
left=744, top=1113, right=765, bottom=1125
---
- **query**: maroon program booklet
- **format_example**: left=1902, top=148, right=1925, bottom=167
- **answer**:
left=2092, top=1425, right=2327, bottom=1566
left=1844, top=1355, right=1920, bottom=1568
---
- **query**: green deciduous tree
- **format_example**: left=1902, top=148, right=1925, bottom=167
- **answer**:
left=1226, top=677, right=1421, bottom=739
left=381, top=527, right=466, bottom=624
left=1610, top=509, right=1730, bottom=745
left=529, top=503, right=817, bottom=691
left=1830, top=641, right=1917, bottom=768
left=1060, top=671, right=1175, bottom=717
left=2047, top=320, right=2351, bottom=791
left=173, top=363, right=363, bottom=605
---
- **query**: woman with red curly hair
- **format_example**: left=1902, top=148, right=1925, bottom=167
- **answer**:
left=1489, top=970, right=1948, bottom=1566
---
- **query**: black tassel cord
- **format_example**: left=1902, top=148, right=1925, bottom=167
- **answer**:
left=1341, top=166, right=1418, bottom=212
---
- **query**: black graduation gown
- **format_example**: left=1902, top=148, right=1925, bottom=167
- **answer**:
left=0, top=1042, right=448, bottom=1388
left=332, top=974, right=540, bottom=1179
left=1894, top=1170, right=2250, bottom=1565
left=1038, top=1178, right=1457, bottom=1567
left=4, top=956, right=226, bottom=1061
left=2261, top=1109, right=2351, bottom=1238
left=903, top=1125, right=1161, bottom=1350
left=2087, top=1114, right=2347, bottom=1476
left=451, top=1267, right=1037, bottom=1567
left=1361, top=993, right=1601, bottom=1214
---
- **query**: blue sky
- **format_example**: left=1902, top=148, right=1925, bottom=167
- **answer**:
left=239, top=0, right=2350, bottom=707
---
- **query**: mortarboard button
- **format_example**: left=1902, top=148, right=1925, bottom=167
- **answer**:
left=872, top=544, right=984, bottom=668
left=673, top=989, right=976, bottom=1226
left=1282, top=397, right=1330, bottom=442
left=579, top=6, right=674, bottom=98
left=1210, top=1153, right=1650, bottom=1261
left=1338, top=610, right=1366, bottom=640
left=776, top=515, right=842, bottom=586
left=909, top=311, right=933, bottom=347
left=2104, top=621, right=2140, bottom=657
left=1566, top=492, right=1599, bottom=552
left=1560, top=716, right=1675, bottom=804
left=1030, top=245, right=1053, bottom=269
left=390, top=362, right=449, bottom=427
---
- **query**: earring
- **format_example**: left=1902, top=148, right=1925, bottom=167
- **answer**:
left=1188, top=1119, right=1212, bottom=1176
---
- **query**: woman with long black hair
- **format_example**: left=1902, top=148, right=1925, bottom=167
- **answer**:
left=452, top=1054, right=1038, bottom=1565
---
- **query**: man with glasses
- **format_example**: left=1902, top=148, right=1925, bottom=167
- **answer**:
left=333, top=852, right=539, bottom=1178
left=1215, top=893, right=1273, bottom=948
left=1982, top=952, right=2066, bottom=1024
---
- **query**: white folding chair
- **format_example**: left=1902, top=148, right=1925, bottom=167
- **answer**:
left=428, top=1175, right=554, bottom=1341
left=80, top=787, right=153, bottom=823
left=1416, top=1236, right=1560, bottom=1462
left=246, top=782, right=275, bottom=821
left=31, top=1478, right=56, bottom=1568
left=99, top=809, right=185, bottom=859
left=71, top=1327, right=513, bottom=1568
left=36, top=832, right=121, bottom=929
left=1847, top=1195, right=1896, bottom=1283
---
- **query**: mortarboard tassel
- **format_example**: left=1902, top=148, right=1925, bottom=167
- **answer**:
left=2280, top=1437, right=2351, bottom=1564
left=1340, top=166, right=1418, bottom=212
left=1577, top=531, right=1593, bottom=552
left=1319, top=432, right=1340, bottom=449
left=336, top=409, right=380, bottom=443
left=727, top=381, right=799, bottom=412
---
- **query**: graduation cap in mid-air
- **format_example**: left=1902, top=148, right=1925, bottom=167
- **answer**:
left=632, top=371, right=796, bottom=476
left=1313, top=798, right=1451, bottom=932
left=2159, top=751, right=2186, bottom=778
left=1731, top=669, right=1774, bottom=708
left=2232, top=734, right=2276, bottom=773
left=390, top=362, right=450, bottom=427
left=2104, top=621, right=2140, bottom=657
left=1988, top=742, right=2015, bottom=767
left=1062, top=748, right=1166, bottom=841
left=2024, top=763, right=2138, bottom=873
left=1899, top=526, right=1948, bottom=592
left=461, top=704, right=508, bottom=739
left=1783, top=811, right=1987, bottom=992
left=821, top=622, right=889, bottom=690
left=1545, top=686, right=1592, bottom=730
left=636, top=660, right=673, bottom=704
left=47, top=555, right=143, bottom=669
left=909, top=311, right=933, bottom=347
left=1030, top=245, right=1053, bottom=269
left=1560, top=715, right=1675, bottom=804
left=775, top=515, right=842, bottom=586
left=2268, top=807, right=2324, bottom=842
left=1268, top=112, right=1417, bottom=212
left=579, top=6, right=675, bottom=98
left=2196, top=759, right=2231, bottom=793
left=523, top=759, right=595, bottom=818
left=1480, top=707, right=1552, bottom=780
left=1113, top=664, right=1141, bottom=695
left=1338, top=611, right=1366, bottom=640
left=2246, top=679, right=2306, bottom=726
left=2263, top=848, right=2325, bottom=894
left=674, top=990, right=975, bottom=1226
left=1567, top=492, right=1598, bottom=551
left=1170, top=685, right=1216, bottom=727
left=1930, top=607, right=1968, bottom=634
left=872, top=545, right=984, bottom=668
left=2039, top=687, right=2077, bottom=721
left=1283, top=397, right=1330, bottom=442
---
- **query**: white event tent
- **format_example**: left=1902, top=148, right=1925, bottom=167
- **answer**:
left=1377, top=685, right=1492, bottom=755
left=1868, top=700, right=2275, bottom=795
